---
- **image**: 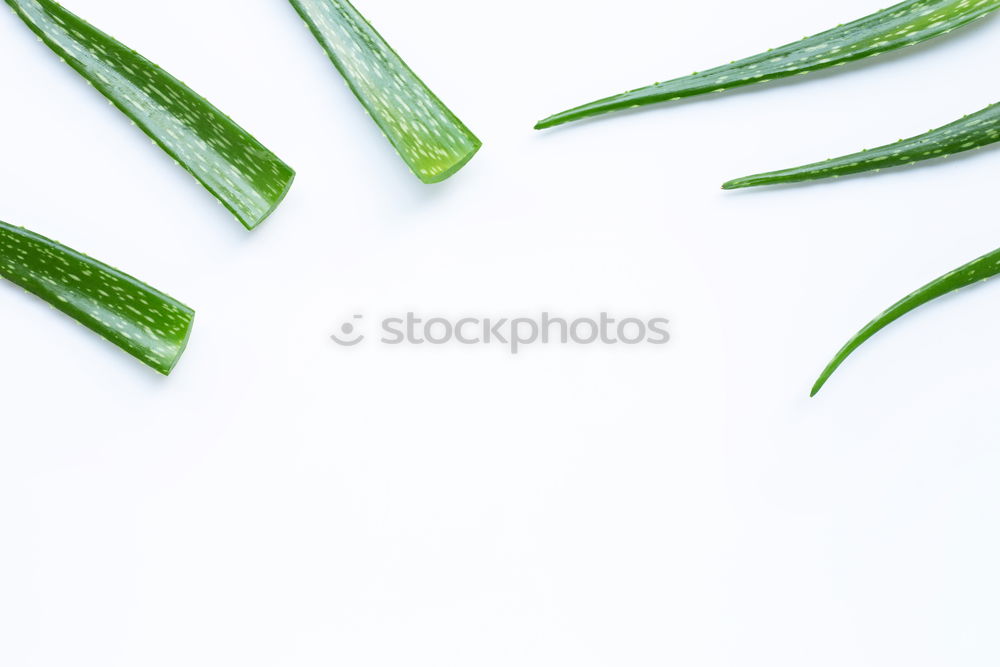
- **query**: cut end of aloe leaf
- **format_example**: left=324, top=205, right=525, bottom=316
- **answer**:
left=418, top=138, right=482, bottom=184
left=241, top=168, right=297, bottom=230
left=161, top=311, right=195, bottom=375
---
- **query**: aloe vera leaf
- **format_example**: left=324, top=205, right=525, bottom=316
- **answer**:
left=7, top=0, right=295, bottom=230
left=0, top=221, right=194, bottom=375
left=723, top=103, right=1000, bottom=189
left=811, top=246, right=1000, bottom=396
left=535, top=0, right=1000, bottom=130
left=287, top=0, right=481, bottom=183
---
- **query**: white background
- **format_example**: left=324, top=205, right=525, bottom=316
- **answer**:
left=3, top=0, right=1000, bottom=664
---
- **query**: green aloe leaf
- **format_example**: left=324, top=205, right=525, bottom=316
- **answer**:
left=7, top=0, right=295, bottom=230
left=535, top=0, right=1000, bottom=130
left=812, top=246, right=1000, bottom=396
left=724, top=103, right=1000, bottom=189
left=288, top=0, right=481, bottom=183
left=0, top=220, right=194, bottom=375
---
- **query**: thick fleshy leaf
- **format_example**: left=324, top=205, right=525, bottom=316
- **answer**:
left=7, top=0, right=295, bottom=230
left=0, top=220, right=194, bottom=374
left=812, top=246, right=1000, bottom=396
left=536, top=0, right=1000, bottom=129
left=288, top=0, right=481, bottom=183
left=724, top=103, right=1000, bottom=188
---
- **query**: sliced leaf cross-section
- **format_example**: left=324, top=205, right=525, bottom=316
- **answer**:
left=288, top=0, right=481, bottom=183
left=0, top=221, right=194, bottom=374
left=7, top=0, right=295, bottom=230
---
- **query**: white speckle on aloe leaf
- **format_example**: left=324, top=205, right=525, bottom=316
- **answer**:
left=290, top=0, right=480, bottom=183
left=8, top=0, right=295, bottom=229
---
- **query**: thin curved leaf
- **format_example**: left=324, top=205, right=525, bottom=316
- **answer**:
left=288, top=0, right=481, bottom=183
left=535, top=0, right=1000, bottom=130
left=724, top=103, right=1000, bottom=189
left=812, top=246, right=1000, bottom=396
left=0, top=220, right=194, bottom=375
left=7, top=0, right=295, bottom=230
